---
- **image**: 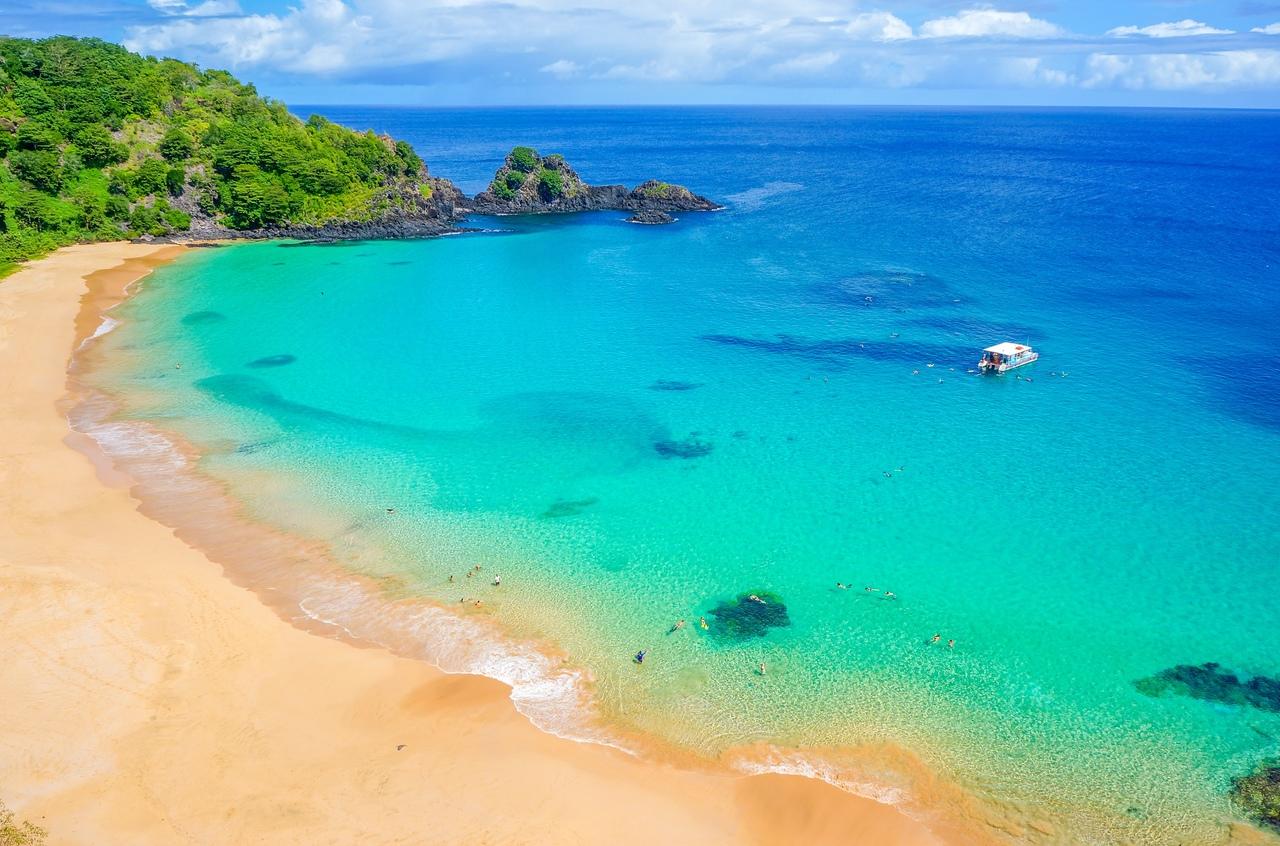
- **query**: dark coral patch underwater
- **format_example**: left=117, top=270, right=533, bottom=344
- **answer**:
left=654, top=434, right=713, bottom=459
left=708, top=591, right=790, bottom=641
left=181, top=310, right=227, bottom=326
left=649, top=380, right=703, bottom=391
left=542, top=497, right=600, bottom=518
left=247, top=354, right=298, bottom=368
left=1134, top=662, right=1280, bottom=713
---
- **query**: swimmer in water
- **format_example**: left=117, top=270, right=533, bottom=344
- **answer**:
left=883, top=591, right=897, bottom=600
left=759, top=662, right=767, bottom=676
left=699, top=617, right=709, bottom=630
left=947, top=639, right=955, bottom=649
left=634, top=650, right=647, bottom=664
left=836, top=582, right=849, bottom=590
left=930, top=633, right=941, bottom=644
left=748, top=594, right=766, bottom=604
left=864, top=586, right=878, bottom=593
left=492, top=575, right=501, bottom=586
left=670, top=619, right=686, bottom=633
left=447, top=574, right=454, bottom=583
left=913, top=370, right=920, bottom=375
left=883, top=471, right=892, bottom=478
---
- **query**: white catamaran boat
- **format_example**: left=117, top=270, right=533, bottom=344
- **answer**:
left=978, top=342, right=1038, bottom=373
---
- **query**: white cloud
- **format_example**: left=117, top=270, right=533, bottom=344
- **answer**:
left=539, top=59, right=580, bottom=79
left=1083, top=50, right=1280, bottom=88
left=918, top=8, right=1063, bottom=39
left=769, top=50, right=840, bottom=76
left=119, top=0, right=1280, bottom=98
left=845, top=11, right=911, bottom=42
left=147, top=0, right=241, bottom=16
left=1252, top=23, right=1280, bottom=35
left=1106, top=19, right=1233, bottom=38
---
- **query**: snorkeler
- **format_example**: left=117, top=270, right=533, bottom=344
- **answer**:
left=634, top=650, right=647, bottom=664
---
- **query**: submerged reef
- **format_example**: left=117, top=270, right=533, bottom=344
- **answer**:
left=246, top=354, right=297, bottom=368
left=1231, top=760, right=1280, bottom=833
left=653, top=434, right=714, bottom=459
left=649, top=380, right=703, bottom=392
left=1134, top=662, right=1280, bottom=713
left=708, top=591, right=791, bottom=641
left=541, top=497, right=599, bottom=518
left=181, top=310, right=227, bottom=326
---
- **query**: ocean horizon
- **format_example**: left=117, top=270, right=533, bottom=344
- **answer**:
left=77, top=105, right=1280, bottom=844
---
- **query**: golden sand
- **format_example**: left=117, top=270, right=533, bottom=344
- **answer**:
left=0, top=242, right=947, bottom=845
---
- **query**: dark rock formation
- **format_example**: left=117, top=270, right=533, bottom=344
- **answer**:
left=1133, top=662, right=1280, bottom=713
left=708, top=591, right=791, bottom=641
left=627, top=209, right=674, bottom=225
left=1231, top=760, right=1280, bottom=833
left=471, top=147, right=718, bottom=217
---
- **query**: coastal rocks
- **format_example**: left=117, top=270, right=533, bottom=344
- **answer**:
left=1230, top=761, right=1280, bottom=833
left=1133, top=662, right=1280, bottom=713
left=470, top=147, right=718, bottom=217
left=653, top=434, right=713, bottom=459
left=708, top=591, right=790, bottom=641
left=627, top=209, right=674, bottom=225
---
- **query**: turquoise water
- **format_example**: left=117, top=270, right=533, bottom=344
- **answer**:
left=84, top=108, right=1280, bottom=842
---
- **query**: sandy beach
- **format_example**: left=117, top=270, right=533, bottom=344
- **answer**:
left=0, top=242, right=948, bottom=846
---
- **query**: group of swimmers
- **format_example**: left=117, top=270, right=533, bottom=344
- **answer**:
left=929, top=633, right=956, bottom=649
left=836, top=582, right=897, bottom=600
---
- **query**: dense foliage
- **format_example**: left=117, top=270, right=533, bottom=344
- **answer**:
left=0, top=36, right=426, bottom=275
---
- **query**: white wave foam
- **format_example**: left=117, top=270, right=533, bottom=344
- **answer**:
left=725, top=181, right=804, bottom=211
left=732, top=748, right=907, bottom=806
left=294, top=584, right=637, bottom=755
left=77, top=315, right=119, bottom=350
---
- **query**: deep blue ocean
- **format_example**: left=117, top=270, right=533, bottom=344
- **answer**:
left=88, top=107, right=1280, bottom=843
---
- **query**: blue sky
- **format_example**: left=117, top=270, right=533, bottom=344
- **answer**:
left=4, top=0, right=1280, bottom=107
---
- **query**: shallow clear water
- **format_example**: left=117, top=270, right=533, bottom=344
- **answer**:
left=88, top=107, right=1280, bottom=842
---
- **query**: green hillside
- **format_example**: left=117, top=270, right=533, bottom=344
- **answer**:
left=0, top=36, right=433, bottom=275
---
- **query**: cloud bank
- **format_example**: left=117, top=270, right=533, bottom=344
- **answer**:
left=119, top=1, right=1280, bottom=96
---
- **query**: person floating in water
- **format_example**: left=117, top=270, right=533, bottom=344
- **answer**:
left=699, top=617, right=709, bottom=630
left=864, top=586, right=878, bottom=593
left=670, top=619, right=686, bottom=633
left=748, top=594, right=766, bottom=604
left=836, top=582, right=849, bottom=590
left=634, top=650, right=647, bottom=664
left=930, top=633, right=941, bottom=644
left=883, top=591, right=897, bottom=600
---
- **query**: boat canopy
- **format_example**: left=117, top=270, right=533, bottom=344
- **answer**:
left=983, top=342, right=1031, bottom=356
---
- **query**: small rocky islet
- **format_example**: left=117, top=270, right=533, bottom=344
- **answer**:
left=470, top=146, right=719, bottom=221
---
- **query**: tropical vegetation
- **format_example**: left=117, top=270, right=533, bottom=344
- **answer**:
left=0, top=36, right=427, bottom=275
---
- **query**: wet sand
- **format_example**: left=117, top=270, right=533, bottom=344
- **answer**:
left=0, top=242, right=947, bottom=845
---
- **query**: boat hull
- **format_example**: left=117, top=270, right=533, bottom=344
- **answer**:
left=978, top=352, right=1039, bottom=373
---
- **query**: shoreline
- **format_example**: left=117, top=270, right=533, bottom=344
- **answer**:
left=0, top=242, right=951, bottom=845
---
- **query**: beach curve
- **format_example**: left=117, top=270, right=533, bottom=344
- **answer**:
left=0, top=242, right=950, bottom=845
